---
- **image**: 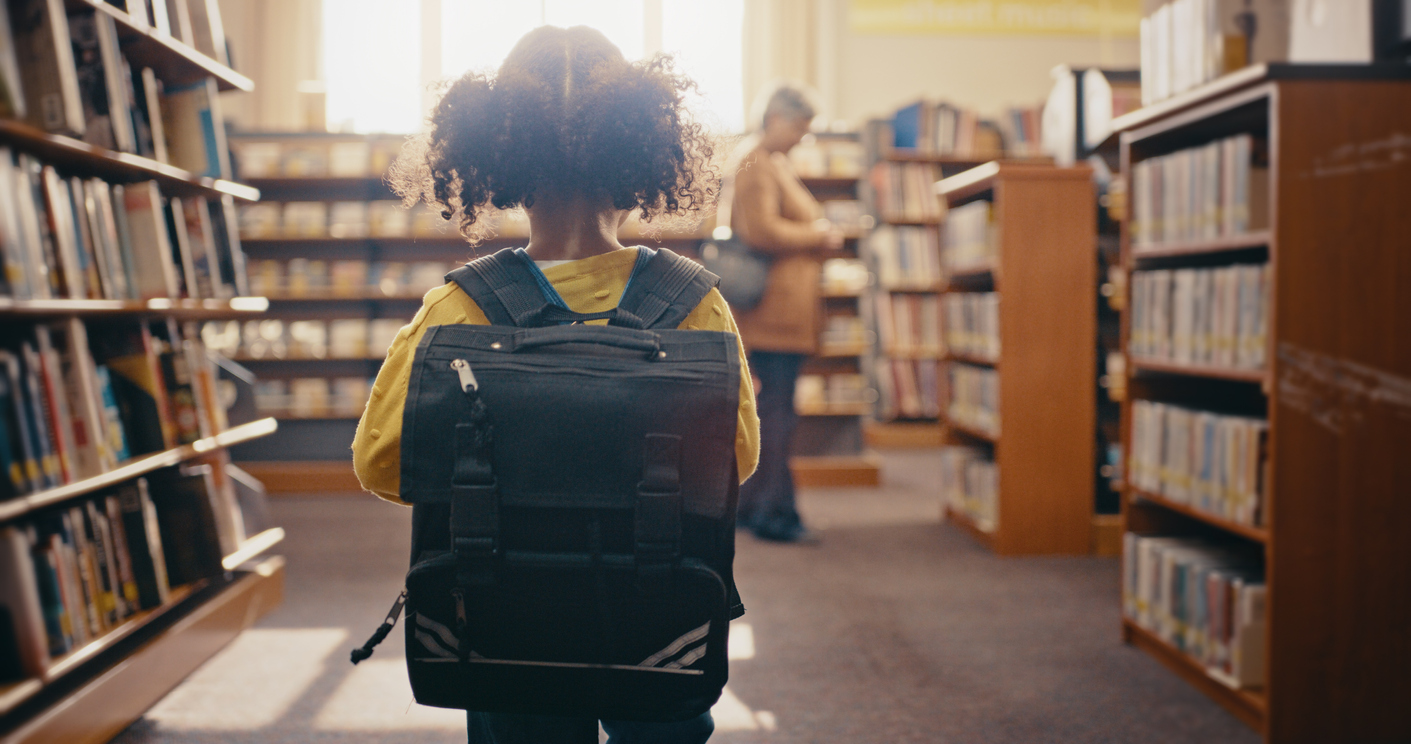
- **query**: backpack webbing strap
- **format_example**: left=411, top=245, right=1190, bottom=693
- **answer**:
left=451, top=418, right=498, bottom=585
left=615, top=249, right=721, bottom=330
left=445, top=248, right=551, bottom=327
left=636, top=434, right=682, bottom=596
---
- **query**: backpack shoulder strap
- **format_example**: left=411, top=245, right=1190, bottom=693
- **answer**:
left=616, top=248, right=722, bottom=330
left=444, top=248, right=550, bottom=327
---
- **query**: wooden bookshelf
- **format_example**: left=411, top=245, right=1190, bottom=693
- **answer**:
left=864, top=421, right=945, bottom=449
left=0, top=297, right=270, bottom=319
left=0, top=11, right=281, bottom=740
left=1, top=557, right=284, bottom=744
left=72, top=0, right=253, bottom=92
left=943, top=504, right=996, bottom=548
left=1116, top=76, right=1411, bottom=743
left=0, top=418, right=278, bottom=523
left=0, top=120, right=258, bottom=202
left=935, top=163, right=1097, bottom=555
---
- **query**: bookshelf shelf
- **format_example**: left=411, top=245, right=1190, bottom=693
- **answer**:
left=944, top=265, right=995, bottom=283
left=880, top=216, right=942, bottom=226
left=864, top=421, right=945, bottom=448
left=943, top=505, right=996, bottom=547
left=261, top=291, right=427, bottom=302
left=948, top=419, right=999, bottom=444
left=1129, top=358, right=1267, bottom=385
left=0, top=297, right=271, bottom=319
left=0, top=583, right=196, bottom=719
left=0, top=418, right=279, bottom=523
left=798, top=176, right=860, bottom=188
left=816, top=345, right=869, bottom=359
left=1129, top=489, right=1268, bottom=543
left=1130, top=230, right=1272, bottom=261
left=1116, top=77, right=1411, bottom=742
left=879, top=282, right=946, bottom=293
left=945, top=352, right=998, bottom=367
left=2, top=557, right=285, bottom=744
left=0, top=120, right=259, bottom=202
left=75, top=0, right=254, bottom=92
left=938, top=162, right=1097, bottom=556
left=798, top=405, right=873, bottom=418
left=1122, top=620, right=1266, bottom=731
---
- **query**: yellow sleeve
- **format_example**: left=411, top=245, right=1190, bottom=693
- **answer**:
left=680, top=288, right=760, bottom=483
left=351, top=283, right=489, bottom=504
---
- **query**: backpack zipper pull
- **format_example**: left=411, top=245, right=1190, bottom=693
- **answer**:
left=452, top=587, right=471, bottom=662
left=349, top=589, right=407, bottom=664
left=450, top=359, right=477, bottom=393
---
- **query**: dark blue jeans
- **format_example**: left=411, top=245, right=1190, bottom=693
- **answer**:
left=738, top=351, right=806, bottom=539
left=466, top=711, right=715, bottom=743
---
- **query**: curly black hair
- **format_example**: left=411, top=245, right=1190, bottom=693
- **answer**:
left=389, top=25, right=718, bottom=243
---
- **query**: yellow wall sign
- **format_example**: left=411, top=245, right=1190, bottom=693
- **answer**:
left=848, top=0, right=1141, bottom=37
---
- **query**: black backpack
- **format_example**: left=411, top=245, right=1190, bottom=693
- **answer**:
left=351, top=247, right=744, bottom=723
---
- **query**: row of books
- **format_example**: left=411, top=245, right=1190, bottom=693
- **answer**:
left=1129, top=264, right=1269, bottom=370
left=201, top=318, right=404, bottom=361
left=943, top=292, right=999, bottom=361
left=940, top=445, right=997, bottom=534
left=868, top=162, right=943, bottom=223
left=788, top=138, right=865, bottom=179
left=868, top=225, right=941, bottom=288
left=1122, top=533, right=1266, bottom=688
left=2, top=319, right=224, bottom=499
left=1139, top=0, right=1289, bottom=106
left=253, top=377, right=371, bottom=418
left=232, top=137, right=403, bottom=179
left=890, top=100, right=1044, bottom=157
left=874, top=292, right=940, bottom=357
left=239, top=200, right=464, bottom=241
left=1129, top=134, right=1268, bottom=247
left=0, top=466, right=235, bottom=681
left=794, top=373, right=870, bottom=415
left=0, top=149, right=247, bottom=300
left=874, top=358, right=939, bottom=421
left=941, top=200, right=993, bottom=273
left=246, top=258, right=454, bottom=298
left=948, top=363, right=999, bottom=437
left=818, top=315, right=868, bottom=353
left=2, top=0, right=231, bottom=178
left=1129, top=400, right=1268, bottom=528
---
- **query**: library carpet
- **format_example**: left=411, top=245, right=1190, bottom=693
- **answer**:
left=114, top=452, right=1257, bottom=744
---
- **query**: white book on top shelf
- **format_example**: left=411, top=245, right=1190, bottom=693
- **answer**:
left=11, top=0, right=85, bottom=136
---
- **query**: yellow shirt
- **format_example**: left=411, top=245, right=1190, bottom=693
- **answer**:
left=352, top=247, right=761, bottom=504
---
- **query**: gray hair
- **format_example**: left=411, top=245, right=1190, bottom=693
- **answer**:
left=757, top=83, right=817, bottom=130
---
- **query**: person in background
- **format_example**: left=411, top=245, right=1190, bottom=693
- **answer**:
left=730, top=84, right=844, bottom=544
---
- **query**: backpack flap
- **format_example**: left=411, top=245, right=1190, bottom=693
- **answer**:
left=399, top=323, right=740, bottom=520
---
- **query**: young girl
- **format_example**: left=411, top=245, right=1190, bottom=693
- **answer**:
left=351, top=25, right=759, bottom=744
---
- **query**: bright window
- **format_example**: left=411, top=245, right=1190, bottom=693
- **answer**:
left=324, top=0, right=743, bottom=134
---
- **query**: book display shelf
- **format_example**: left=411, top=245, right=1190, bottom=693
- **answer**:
left=0, top=1, right=283, bottom=740
left=934, top=163, right=1097, bottom=555
left=1114, top=67, right=1411, bottom=743
left=783, top=132, right=879, bottom=486
left=857, top=111, right=1055, bottom=451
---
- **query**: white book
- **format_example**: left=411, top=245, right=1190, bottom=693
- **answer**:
left=0, top=149, right=32, bottom=298
left=40, top=166, right=86, bottom=299
left=0, top=526, right=49, bottom=677
left=121, top=181, right=179, bottom=299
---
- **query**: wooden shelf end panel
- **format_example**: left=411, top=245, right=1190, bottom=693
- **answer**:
left=3, top=557, right=285, bottom=744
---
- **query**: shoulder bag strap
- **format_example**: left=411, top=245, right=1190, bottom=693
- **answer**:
left=615, top=248, right=721, bottom=330
left=444, top=247, right=551, bottom=327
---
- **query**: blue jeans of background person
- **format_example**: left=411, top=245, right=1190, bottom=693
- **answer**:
left=738, top=351, right=806, bottom=539
left=466, top=711, right=715, bottom=743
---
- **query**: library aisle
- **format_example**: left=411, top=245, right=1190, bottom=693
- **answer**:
left=111, top=453, right=1254, bottom=744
